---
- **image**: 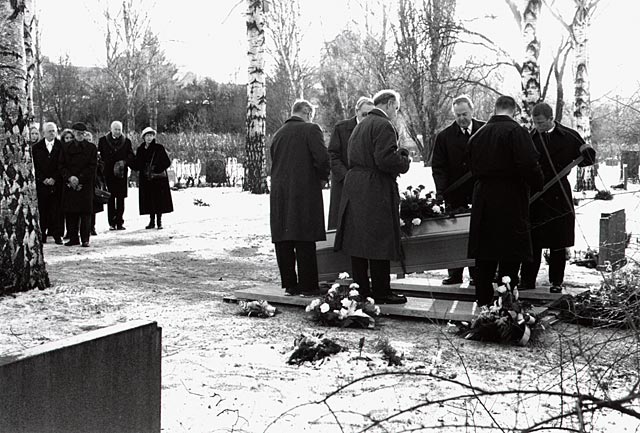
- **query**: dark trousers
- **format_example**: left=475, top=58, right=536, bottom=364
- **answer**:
left=65, top=212, right=91, bottom=243
left=351, top=256, right=390, bottom=298
left=108, top=195, right=125, bottom=227
left=448, top=266, right=477, bottom=281
left=38, top=194, right=63, bottom=238
left=475, top=260, right=520, bottom=307
left=520, top=247, right=567, bottom=288
left=274, top=241, right=319, bottom=291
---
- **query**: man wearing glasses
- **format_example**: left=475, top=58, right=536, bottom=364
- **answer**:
left=270, top=100, right=330, bottom=296
left=327, top=96, right=374, bottom=230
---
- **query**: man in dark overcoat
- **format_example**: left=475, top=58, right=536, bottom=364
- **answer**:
left=270, top=99, right=330, bottom=296
left=32, top=122, right=63, bottom=245
left=334, top=89, right=411, bottom=304
left=467, top=96, right=544, bottom=308
left=432, top=95, right=485, bottom=286
left=59, top=122, right=97, bottom=247
left=520, top=102, right=596, bottom=293
left=98, top=120, right=134, bottom=230
left=327, top=96, right=374, bottom=229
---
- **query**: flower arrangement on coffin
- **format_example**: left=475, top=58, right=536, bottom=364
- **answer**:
left=458, top=277, right=544, bottom=346
left=238, top=300, right=278, bottom=318
left=399, top=185, right=444, bottom=236
left=306, top=277, right=381, bottom=329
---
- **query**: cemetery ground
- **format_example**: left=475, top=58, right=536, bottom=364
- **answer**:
left=1, top=164, right=640, bottom=432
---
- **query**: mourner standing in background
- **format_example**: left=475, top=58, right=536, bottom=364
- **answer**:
left=334, top=89, right=411, bottom=304
left=270, top=100, right=330, bottom=296
left=467, top=96, right=544, bottom=309
left=32, top=122, right=63, bottom=245
left=98, top=121, right=135, bottom=231
left=29, top=125, right=40, bottom=145
left=133, top=127, right=173, bottom=230
left=59, top=122, right=98, bottom=247
left=432, top=95, right=485, bottom=287
left=520, top=102, right=596, bottom=293
left=327, top=96, right=374, bottom=230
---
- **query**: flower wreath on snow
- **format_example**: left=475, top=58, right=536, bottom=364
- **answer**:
left=457, top=277, right=544, bottom=346
left=399, top=185, right=445, bottom=236
left=306, top=274, right=381, bottom=329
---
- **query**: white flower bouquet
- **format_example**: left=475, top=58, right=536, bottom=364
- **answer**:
left=306, top=280, right=381, bottom=329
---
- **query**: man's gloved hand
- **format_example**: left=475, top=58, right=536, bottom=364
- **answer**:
left=579, top=143, right=596, bottom=165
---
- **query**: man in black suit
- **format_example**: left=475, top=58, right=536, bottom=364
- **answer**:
left=98, top=120, right=135, bottom=230
left=327, top=96, right=374, bottom=229
left=467, top=96, right=544, bottom=308
left=59, top=122, right=98, bottom=247
left=432, top=95, right=485, bottom=286
left=32, top=122, right=63, bottom=244
left=270, top=100, right=330, bottom=296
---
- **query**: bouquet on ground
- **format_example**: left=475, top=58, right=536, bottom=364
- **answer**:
left=306, top=276, right=381, bottom=329
left=458, top=277, right=543, bottom=346
left=399, top=185, right=444, bottom=236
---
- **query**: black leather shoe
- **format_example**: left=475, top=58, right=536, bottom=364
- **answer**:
left=145, top=223, right=155, bottom=229
left=284, top=287, right=301, bottom=296
left=81, top=242, right=90, bottom=247
left=116, top=225, right=126, bottom=230
left=442, top=276, right=463, bottom=285
left=550, top=285, right=563, bottom=293
left=64, top=240, right=80, bottom=246
left=109, top=225, right=117, bottom=231
left=54, top=237, right=63, bottom=245
left=374, top=292, right=407, bottom=304
left=90, top=229, right=97, bottom=236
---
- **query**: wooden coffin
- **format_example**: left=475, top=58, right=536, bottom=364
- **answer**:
left=316, top=213, right=474, bottom=281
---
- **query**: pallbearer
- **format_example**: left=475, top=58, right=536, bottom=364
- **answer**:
left=334, top=89, right=410, bottom=304
left=270, top=100, right=330, bottom=296
left=327, top=96, right=374, bottom=230
left=467, top=96, right=543, bottom=309
left=520, top=102, right=596, bottom=293
left=432, top=95, right=485, bottom=286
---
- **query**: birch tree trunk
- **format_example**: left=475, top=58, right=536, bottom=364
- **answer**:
left=0, top=0, right=49, bottom=293
left=244, top=0, right=268, bottom=194
left=573, top=1, right=596, bottom=191
left=518, top=0, right=542, bottom=128
left=23, top=0, right=36, bottom=124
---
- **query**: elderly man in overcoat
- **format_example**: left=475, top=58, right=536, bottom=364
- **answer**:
left=467, top=96, right=544, bottom=308
left=32, top=122, right=64, bottom=245
left=432, top=95, right=485, bottom=286
left=270, top=99, right=330, bottom=296
left=520, top=102, right=596, bottom=293
left=334, top=89, right=411, bottom=304
left=59, top=122, right=98, bottom=247
left=98, top=120, right=135, bottom=230
left=327, top=96, right=374, bottom=229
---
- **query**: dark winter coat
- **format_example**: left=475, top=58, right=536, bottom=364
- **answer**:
left=432, top=119, right=485, bottom=208
left=32, top=137, right=63, bottom=204
left=269, top=116, right=330, bottom=243
left=529, top=121, right=595, bottom=248
left=59, top=139, right=98, bottom=214
left=133, top=140, right=174, bottom=215
left=98, top=133, right=134, bottom=198
left=467, top=115, right=544, bottom=261
left=334, top=108, right=411, bottom=261
left=327, top=116, right=357, bottom=229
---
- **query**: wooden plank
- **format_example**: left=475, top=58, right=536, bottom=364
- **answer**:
left=389, top=281, right=568, bottom=303
left=317, top=214, right=474, bottom=281
left=232, top=285, right=547, bottom=323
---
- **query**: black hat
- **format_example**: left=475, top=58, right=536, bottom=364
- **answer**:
left=71, top=122, right=87, bottom=132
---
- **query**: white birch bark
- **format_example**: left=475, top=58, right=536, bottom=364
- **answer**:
left=519, top=0, right=542, bottom=127
left=0, top=0, right=49, bottom=292
left=244, top=0, right=268, bottom=194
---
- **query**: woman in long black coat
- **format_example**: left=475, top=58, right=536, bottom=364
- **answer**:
left=133, top=127, right=173, bottom=229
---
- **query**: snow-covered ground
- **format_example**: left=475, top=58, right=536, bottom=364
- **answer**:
left=1, top=162, right=639, bottom=432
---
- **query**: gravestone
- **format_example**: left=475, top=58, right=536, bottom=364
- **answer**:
left=0, top=320, right=161, bottom=433
left=620, top=151, right=639, bottom=181
left=599, top=209, right=627, bottom=271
